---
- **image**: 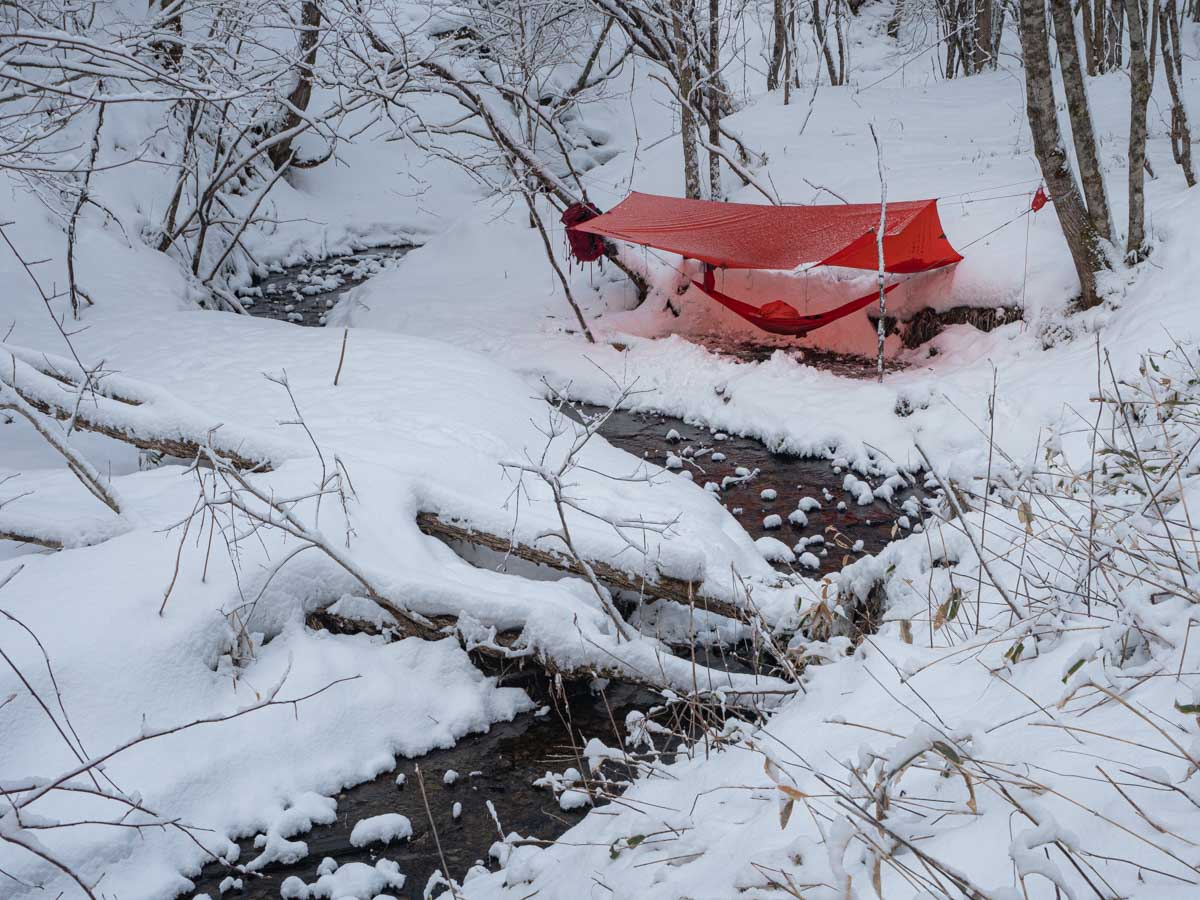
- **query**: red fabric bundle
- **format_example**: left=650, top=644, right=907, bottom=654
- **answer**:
left=561, top=202, right=605, bottom=263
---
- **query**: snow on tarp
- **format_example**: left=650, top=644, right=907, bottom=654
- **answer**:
left=570, top=191, right=963, bottom=274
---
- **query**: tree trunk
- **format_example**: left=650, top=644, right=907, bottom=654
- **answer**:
left=812, top=0, right=842, bottom=84
left=268, top=1, right=321, bottom=171
left=768, top=0, right=786, bottom=88
left=708, top=0, right=722, bottom=199
left=1160, top=0, right=1196, bottom=185
left=888, top=0, right=906, bottom=36
left=1126, top=0, right=1151, bottom=258
left=1081, top=0, right=1099, bottom=73
left=1091, top=0, right=1107, bottom=71
left=1047, top=0, right=1114, bottom=243
left=972, top=0, right=993, bottom=70
left=783, top=2, right=795, bottom=102
left=1018, top=0, right=1109, bottom=307
left=1107, top=0, right=1124, bottom=68
left=671, top=0, right=702, bottom=199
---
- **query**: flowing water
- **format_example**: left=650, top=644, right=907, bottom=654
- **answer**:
left=188, top=252, right=924, bottom=899
left=237, top=246, right=414, bottom=326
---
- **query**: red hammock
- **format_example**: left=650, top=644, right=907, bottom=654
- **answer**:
left=693, top=273, right=899, bottom=337
left=568, top=192, right=962, bottom=336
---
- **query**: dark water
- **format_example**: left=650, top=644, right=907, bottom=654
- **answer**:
left=183, top=669, right=721, bottom=899
left=583, top=405, right=921, bottom=575
left=238, top=246, right=413, bottom=326
left=190, top=252, right=921, bottom=899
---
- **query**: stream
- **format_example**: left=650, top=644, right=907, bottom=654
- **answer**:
left=185, top=250, right=924, bottom=898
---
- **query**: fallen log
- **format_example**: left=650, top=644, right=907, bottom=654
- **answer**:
left=0, top=529, right=61, bottom=550
left=308, top=606, right=794, bottom=705
left=416, top=511, right=751, bottom=624
left=1, top=343, right=282, bottom=472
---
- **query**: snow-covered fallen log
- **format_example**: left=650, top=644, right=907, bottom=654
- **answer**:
left=1, top=343, right=290, bottom=471
left=417, top=510, right=752, bottom=624
left=204, top=452, right=795, bottom=703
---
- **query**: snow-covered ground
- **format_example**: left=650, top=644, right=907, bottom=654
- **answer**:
left=4, top=1, right=1200, bottom=898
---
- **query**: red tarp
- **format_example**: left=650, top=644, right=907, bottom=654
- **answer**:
left=571, top=191, right=962, bottom=274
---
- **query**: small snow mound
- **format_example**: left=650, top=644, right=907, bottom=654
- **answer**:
left=310, top=860, right=405, bottom=899
left=787, top=509, right=808, bottom=527
left=755, top=536, right=795, bottom=563
left=798, top=552, right=821, bottom=570
left=349, top=813, right=413, bottom=848
left=665, top=428, right=682, bottom=442
left=443, top=769, right=459, bottom=785
left=760, top=488, right=778, bottom=501
left=762, top=514, right=783, bottom=530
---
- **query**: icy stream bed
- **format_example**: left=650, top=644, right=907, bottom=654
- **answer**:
left=194, top=252, right=924, bottom=898
left=184, top=676, right=659, bottom=899
left=238, top=246, right=414, bottom=326
left=576, top=404, right=922, bottom=575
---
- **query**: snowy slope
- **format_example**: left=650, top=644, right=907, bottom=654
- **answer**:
left=3, top=1, right=1200, bottom=898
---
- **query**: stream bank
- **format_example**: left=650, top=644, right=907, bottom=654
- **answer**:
left=186, top=250, right=928, bottom=898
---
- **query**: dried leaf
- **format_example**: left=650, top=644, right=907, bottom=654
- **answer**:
left=1017, top=500, right=1034, bottom=534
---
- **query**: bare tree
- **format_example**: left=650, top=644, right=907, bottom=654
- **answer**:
left=707, top=0, right=722, bottom=199
left=768, top=0, right=788, bottom=86
left=1126, top=0, right=1152, bottom=259
left=971, top=0, right=994, bottom=70
left=670, top=0, right=703, bottom=198
left=1018, top=0, right=1110, bottom=308
left=268, top=1, right=324, bottom=170
left=1159, top=0, right=1195, bottom=186
left=1047, top=0, right=1114, bottom=244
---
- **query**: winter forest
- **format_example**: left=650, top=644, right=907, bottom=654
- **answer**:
left=4, top=0, right=1200, bottom=897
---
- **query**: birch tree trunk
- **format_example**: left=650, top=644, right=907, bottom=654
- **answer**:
left=671, top=0, right=702, bottom=199
left=1047, top=0, right=1114, bottom=242
left=1019, top=0, right=1109, bottom=307
left=972, top=0, right=994, bottom=70
left=1081, top=0, right=1099, bottom=73
left=1126, top=0, right=1152, bottom=257
left=1159, top=0, right=1196, bottom=185
left=768, top=0, right=786, bottom=88
left=708, top=0, right=723, bottom=198
left=1107, top=0, right=1124, bottom=68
